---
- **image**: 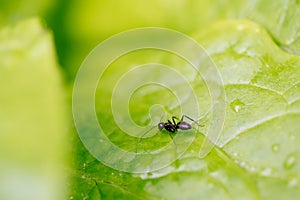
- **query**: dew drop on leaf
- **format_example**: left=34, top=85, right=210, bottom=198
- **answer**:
left=288, top=178, right=298, bottom=188
left=261, top=168, right=272, bottom=176
left=230, top=98, right=245, bottom=113
left=289, top=132, right=296, bottom=141
left=271, top=144, right=280, bottom=153
left=284, top=154, right=297, bottom=170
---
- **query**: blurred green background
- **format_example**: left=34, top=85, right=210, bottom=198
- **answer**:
left=1, top=0, right=299, bottom=81
left=1, top=0, right=300, bottom=199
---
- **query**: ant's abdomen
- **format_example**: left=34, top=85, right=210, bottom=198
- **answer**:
left=178, top=122, right=191, bottom=130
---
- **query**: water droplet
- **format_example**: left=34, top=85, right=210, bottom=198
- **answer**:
left=239, top=161, right=246, bottom=167
left=261, top=168, right=272, bottom=176
left=230, top=99, right=245, bottom=113
left=289, top=132, right=296, bottom=140
left=284, top=154, right=297, bottom=170
left=288, top=178, right=298, bottom=187
left=237, top=24, right=245, bottom=30
left=271, top=144, right=280, bottom=153
left=232, top=152, right=238, bottom=157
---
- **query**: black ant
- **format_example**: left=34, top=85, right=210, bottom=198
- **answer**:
left=134, top=115, right=203, bottom=153
left=157, top=115, right=202, bottom=139
left=139, top=115, right=202, bottom=142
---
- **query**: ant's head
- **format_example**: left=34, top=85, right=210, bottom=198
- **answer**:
left=158, top=122, right=165, bottom=130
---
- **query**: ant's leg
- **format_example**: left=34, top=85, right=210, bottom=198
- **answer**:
left=181, top=115, right=204, bottom=127
left=168, top=119, right=174, bottom=126
left=171, top=116, right=178, bottom=126
left=168, top=133, right=177, bottom=145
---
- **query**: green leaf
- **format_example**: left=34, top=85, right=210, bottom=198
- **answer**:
left=196, top=20, right=300, bottom=178
left=2, top=1, right=300, bottom=199
left=71, top=20, right=300, bottom=199
left=0, top=18, right=67, bottom=200
left=246, top=0, right=300, bottom=54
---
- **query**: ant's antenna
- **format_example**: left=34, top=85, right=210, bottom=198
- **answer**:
left=137, top=112, right=165, bottom=143
left=135, top=113, right=165, bottom=153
